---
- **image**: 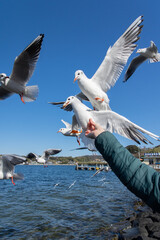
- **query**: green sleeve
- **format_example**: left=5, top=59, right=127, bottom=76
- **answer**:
left=95, top=131, right=160, bottom=212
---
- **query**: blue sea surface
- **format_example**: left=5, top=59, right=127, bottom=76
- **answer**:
left=0, top=165, right=138, bottom=239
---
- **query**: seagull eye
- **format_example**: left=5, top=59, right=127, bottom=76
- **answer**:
left=78, top=73, right=80, bottom=75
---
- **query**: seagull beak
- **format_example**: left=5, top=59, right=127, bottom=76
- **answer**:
left=57, top=130, right=60, bottom=133
left=74, top=77, right=78, bottom=83
left=63, top=101, right=69, bottom=109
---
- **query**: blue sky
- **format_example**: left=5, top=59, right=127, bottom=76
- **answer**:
left=0, top=0, right=160, bottom=157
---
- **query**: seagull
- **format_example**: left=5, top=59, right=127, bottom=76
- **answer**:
left=0, top=34, right=44, bottom=103
left=54, top=182, right=60, bottom=189
left=63, top=96, right=159, bottom=150
left=0, top=154, right=27, bottom=185
left=68, top=180, right=76, bottom=189
left=57, top=118, right=82, bottom=145
left=27, top=148, right=62, bottom=167
left=124, top=41, right=160, bottom=82
left=74, top=16, right=143, bottom=110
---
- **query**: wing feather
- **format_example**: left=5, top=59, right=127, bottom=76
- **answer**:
left=92, top=16, right=143, bottom=92
left=2, top=154, right=26, bottom=165
left=123, top=55, right=147, bottom=82
left=92, top=110, right=159, bottom=144
left=10, top=34, right=44, bottom=85
left=44, top=149, right=62, bottom=157
left=0, top=86, right=14, bottom=99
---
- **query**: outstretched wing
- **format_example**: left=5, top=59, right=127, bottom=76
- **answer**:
left=61, top=119, right=72, bottom=129
left=26, top=152, right=38, bottom=160
left=92, top=110, right=159, bottom=144
left=49, top=93, right=89, bottom=111
left=0, top=86, right=14, bottom=100
left=2, top=154, right=26, bottom=166
left=150, top=41, right=158, bottom=53
left=10, top=34, right=44, bottom=85
left=44, top=149, right=62, bottom=157
left=123, top=55, right=147, bottom=82
left=49, top=101, right=73, bottom=111
left=92, top=16, right=143, bottom=92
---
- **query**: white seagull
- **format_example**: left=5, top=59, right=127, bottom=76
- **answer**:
left=57, top=118, right=82, bottom=145
left=0, top=34, right=44, bottom=103
left=63, top=96, right=159, bottom=150
left=0, top=154, right=27, bottom=185
left=74, top=16, right=143, bottom=110
left=124, top=41, right=160, bottom=82
left=27, top=148, right=62, bottom=166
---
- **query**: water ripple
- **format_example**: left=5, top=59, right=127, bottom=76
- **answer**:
left=0, top=165, right=138, bottom=239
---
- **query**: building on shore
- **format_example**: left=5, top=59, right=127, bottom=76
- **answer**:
left=143, top=153, right=160, bottom=170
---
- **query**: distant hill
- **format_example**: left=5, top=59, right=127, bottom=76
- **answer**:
left=26, top=144, right=160, bottom=165
left=49, top=154, right=105, bottom=165
left=125, top=144, right=160, bottom=158
left=150, top=145, right=160, bottom=153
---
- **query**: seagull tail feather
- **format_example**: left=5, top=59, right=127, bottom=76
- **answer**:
left=23, top=85, right=39, bottom=102
left=13, top=173, right=24, bottom=180
left=150, top=53, right=160, bottom=63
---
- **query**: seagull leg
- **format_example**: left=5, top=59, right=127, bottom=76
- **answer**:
left=20, top=93, right=25, bottom=104
left=11, top=176, right=15, bottom=186
left=77, top=136, right=80, bottom=145
left=95, top=97, right=104, bottom=103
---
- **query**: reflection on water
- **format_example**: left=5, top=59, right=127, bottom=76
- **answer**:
left=0, top=165, right=138, bottom=239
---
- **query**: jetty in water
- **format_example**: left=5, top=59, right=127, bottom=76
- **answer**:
left=75, top=164, right=109, bottom=171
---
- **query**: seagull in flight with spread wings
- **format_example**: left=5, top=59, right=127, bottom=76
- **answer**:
left=74, top=16, right=143, bottom=110
left=124, top=41, right=160, bottom=82
left=0, top=34, right=44, bottom=103
left=63, top=96, right=159, bottom=151
left=27, top=148, right=62, bottom=167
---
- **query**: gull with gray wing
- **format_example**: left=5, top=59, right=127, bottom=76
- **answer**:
left=74, top=16, right=143, bottom=110
left=0, top=34, right=44, bottom=103
left=27, top=148, right=62, bottom=166
left=0, top=154, right=27, bottom=185
left=124, top=41, right=160, bottom=82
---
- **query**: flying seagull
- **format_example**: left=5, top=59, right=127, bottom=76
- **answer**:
left=27, top=148, right=62, bottom=166
left=0, top=34, right=44, bottom=103
left=0, top=154, right=27, bottom=185
left=63, top=96, right=159, bottom=150
left=74, top=16, right=143, bottom=110
left=57, top=118, right=82, bottom=145
left=124, top=41, right=160, bottom=82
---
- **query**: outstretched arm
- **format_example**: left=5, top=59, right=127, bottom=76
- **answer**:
left=85, top=119, right=160, bottom=212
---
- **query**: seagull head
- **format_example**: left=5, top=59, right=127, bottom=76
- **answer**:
left=74, top=70, right=85, bottom=82
left=0, top=73, right=9, bottom=85
left=63, top=96, right=75, bottom=109
left=136, top=48, right=145, bottom=54
left=57, top=128, right=65, bottom=134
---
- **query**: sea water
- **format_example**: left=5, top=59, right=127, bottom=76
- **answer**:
left=0, top=165, right=138, bottom=239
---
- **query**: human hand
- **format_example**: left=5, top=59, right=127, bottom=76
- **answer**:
left=85, top=118, right=105, bottom=139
